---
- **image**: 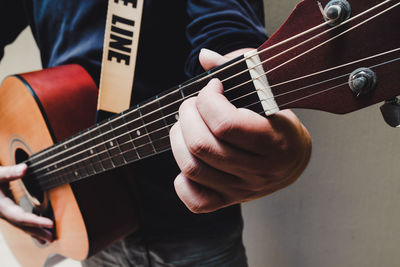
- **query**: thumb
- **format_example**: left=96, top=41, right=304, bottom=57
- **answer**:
left=199, top=49, right=228, bottom=71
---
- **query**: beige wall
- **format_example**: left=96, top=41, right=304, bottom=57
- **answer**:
left=1, top=1, right=400, bottom=266
left=243, top=1, right=400, bottom=267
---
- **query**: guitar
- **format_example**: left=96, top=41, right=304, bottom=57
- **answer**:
left=0, top=0, right=399, bottom=266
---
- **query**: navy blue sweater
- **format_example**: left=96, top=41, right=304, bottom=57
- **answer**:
left=1, top=0, right=267, bottom=238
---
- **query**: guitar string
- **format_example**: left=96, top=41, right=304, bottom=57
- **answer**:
left=26, top=20, right=331, bottom=164
left=26, top=0, right=392, bottom=164
left=34, top=82, right=360, bottom=189
left=28, top=48, right=400, bottom=178
left=256, top=57, right=400, bottom=105
left=35, top=81, right=347, bottom=187
left=178, top=0, right=398, bottom=95
left=29, top=46, right=400, bottom=177
left=32, top=56, right=399, bottom=189
left=264, top=1, right=400, bottom=76
left=28, top=0, right=398, bottom=172
left=29, top=48, right=400, bottom=178
left=24, top=2, right=400, bottom=191
left=226, top=48, right=400, bottom=94
left=39, top=54, right=396, bottom=188
left=29, top=9, right=400, bottom=176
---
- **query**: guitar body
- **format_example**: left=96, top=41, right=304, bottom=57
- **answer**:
left=0, top=65, right=139, bottom=266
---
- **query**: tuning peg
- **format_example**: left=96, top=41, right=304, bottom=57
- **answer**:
left=322, top=0, right=351, bottom=26
left=380, top=97, right=400, bottom=127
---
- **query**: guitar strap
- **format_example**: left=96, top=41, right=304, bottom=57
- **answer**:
left=96, top=0, right=144, bottom=122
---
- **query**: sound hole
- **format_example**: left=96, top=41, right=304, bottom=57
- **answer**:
left=15, top=148, right=56, bottom=246
left=15, top=148, right=45, bottom=204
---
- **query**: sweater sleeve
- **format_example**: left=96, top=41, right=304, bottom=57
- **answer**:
left=0, top=0, right=29, bottom=61
left=185, top=0, right=267, bottom=76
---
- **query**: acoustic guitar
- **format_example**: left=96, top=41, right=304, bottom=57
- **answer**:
left=0, top=0, right=399, bottom=265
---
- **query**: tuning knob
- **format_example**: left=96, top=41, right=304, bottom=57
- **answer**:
left=323, top=0, right=351, bottom=26
left=348, top=68, right=377, bottom=97
left=380, top=97, right=400, bottom=128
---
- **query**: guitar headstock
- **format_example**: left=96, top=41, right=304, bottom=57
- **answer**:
left=258, top=0, right=400, bottom=117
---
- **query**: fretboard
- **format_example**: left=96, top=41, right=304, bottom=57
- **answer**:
left=24, top=53, right=266, bottom=193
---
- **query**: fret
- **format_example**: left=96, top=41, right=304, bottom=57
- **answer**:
left=98, top=119, right=124, bottom=167
left=45, top=165, right=67, bottom=189
left=157, top=97, right=170, bottom=132
left=158, top=90, right=183, bottom=127
left=220, top=71, right=252, bottom=96
left=89, top=125, right=114, bottom=170
left=44, top=168, right=61, bottom=190
left=79, top=129, right=97, bottom=176
left=60, top=168, right=72, bottom=186
left=25, top=51, right=268, bottom=192
left=223, top=75, right=261, bottom=111
left=181, top=81, right=206, bottom=98
left=125, top=108, right=155, bottom=158
left=32, top=150, right=48, bottom=171
left=64, top=139, right=78, bottom=176
left=107, top=116, right=128, bottom=167
left=56, top=165, right=79, bottom=186
left=51, top=139, right=83, bottom=184
left=42, top=145, right=63, bottom=175
left=205, top=56, right=266, bottom=115
left=215, top=56, right=248, bottom=82
left=83, top=126, right=104, bottom=173
left=59, top=168, right=73, bottom=186
left=69, top=157, right=90, bottom=183
left=140, top=101, right=170, bottom=153
left=213, top=57, right=255, bottom=108
left=137, top=107, right=158, bottom=153
left=71, top=138, right=89, bottom=178
left=48, top=151, right=62, bottom=174
left=120, top=110, right=140, bottom=162
left=178, top=84, right=185, bottom=99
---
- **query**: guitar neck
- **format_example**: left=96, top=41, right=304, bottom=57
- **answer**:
left=24, top=0, right=400, bottom=193
left=25, top=52, right=266, bottom=191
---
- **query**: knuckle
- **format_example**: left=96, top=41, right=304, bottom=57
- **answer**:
left=272, top=133, right=290, bottom=153
left=187, top=137, right=213, bottom=158
left=195, top=91, right=208, bottom=106
left=179, top=97, right=196, bottom=114
left=2, top=205, right=19, bottom=221
left=212, top=118, right=235, bottom=139
left=243, top=177, right=266, bottom=192
left=180, top=158, right=201, bottom=178
left=187, top=198, right=209, bottom=214
left=187, top=189, right=228, bottom=214
left=241, top=171, right=277, bottom=193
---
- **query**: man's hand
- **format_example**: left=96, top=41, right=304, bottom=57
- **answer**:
left=170, top=48, right=312, bottom=213
left=0, top=164, right=54, bottom=243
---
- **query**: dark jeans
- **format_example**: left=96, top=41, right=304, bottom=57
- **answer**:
left=81, top=224, right=247, bottom=267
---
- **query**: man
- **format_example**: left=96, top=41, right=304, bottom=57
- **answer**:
left=0, top=0, right=311, bottom=266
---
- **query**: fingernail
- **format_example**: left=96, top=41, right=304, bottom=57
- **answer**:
left=207, top=78, right=221, bottom=87
left=40, top=218, right=54, bottom=228
left=199, top=48, right=207, bottom=58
